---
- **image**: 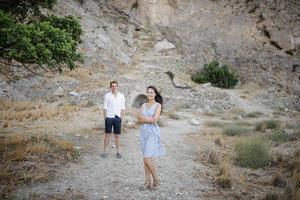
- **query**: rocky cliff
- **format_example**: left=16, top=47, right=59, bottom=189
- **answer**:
left=0, top=0, right=299, bottom=110
left=111, top=0, right=300, bottom=95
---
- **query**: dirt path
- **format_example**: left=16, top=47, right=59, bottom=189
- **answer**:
left=15, top=117, right=210, bottom=200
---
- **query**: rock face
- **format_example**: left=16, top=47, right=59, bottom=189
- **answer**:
left=53, top=0, right=135, bottom=67
left=0, top=0, right=299, bottom=112
left=112, top=0, right=300, bottom=96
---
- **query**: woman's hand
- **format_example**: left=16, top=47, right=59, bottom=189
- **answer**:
left=137, top=115, right=145, bottom=123
left=147, top=117, right=155, bottom=123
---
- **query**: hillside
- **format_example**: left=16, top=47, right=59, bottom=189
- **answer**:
left=0, top=0, right=299, bottom=199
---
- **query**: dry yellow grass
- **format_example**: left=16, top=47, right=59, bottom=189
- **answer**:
left=3, top=122, right=9, bottom=128
left=56, top=140, right=74, bottom=152
left=0, top=100, right=80, bottom=123
left=207, top=149, right=220, bottom=165
left=239, top=83, right=262, bottom=94
left=215, top=137, right=224, bottom=146
left=217, top=161, right=233, bottom=189
left=28, top=142, right=51, bottom=155
left=0, top=133, right=78, bottom=198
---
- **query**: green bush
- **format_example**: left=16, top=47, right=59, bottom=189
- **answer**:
left=191, top=60, right=238, bottom=88
left=43, top=15, right=82, bottom=42
left=204, top=121, right=226, bottom=127
left=223, top=125, right=251, bottom=136
left=0, top=9, right=83, bottom=73
left=234, top=137, right=271, bottom=169
left=0, top=0, right=57, bottom=20
left=255, top=119, right=281, bottom=132
left=245, top=111, right=263, bottom=118
left=268, top=130, right=290, bottom=143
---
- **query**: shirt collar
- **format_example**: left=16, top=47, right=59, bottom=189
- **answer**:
left=110, top=91, right=119, bottom=96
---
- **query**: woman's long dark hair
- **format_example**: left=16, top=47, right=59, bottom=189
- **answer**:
left=147, top=86, right=163, bottom=112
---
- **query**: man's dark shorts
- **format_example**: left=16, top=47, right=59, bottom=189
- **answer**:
left=105, top=115, right=122, bottom=134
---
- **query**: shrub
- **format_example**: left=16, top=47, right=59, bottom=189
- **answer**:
left=271, top=173, right=286, bottom=188
left=234, top=137, right=271, bottom=169
left=191, top=60, right=238, bottom=88
left=0, top=2, right=83, bottom=78
left=205, top=121, right=226, bottom=127
left=217, top=162, right=232, bottom=189
left=268, top=130, right=290, bottom=143
left=255, top=119, right=281, bottom=132
left=265, top=191, right=281, bottom=200
left=222, top=125, right=251, bottom=136
left=245, top=111, right=263, bottom=118
left=215, top=137, right=223, bottom=146
left=207, top=150, right=220, bottom=165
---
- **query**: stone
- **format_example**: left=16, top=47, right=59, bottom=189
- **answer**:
left=154, top=39, right=176, bottom=52
left=202, top=83, right=212, bottom=87
left=69, top=91, right=81, bottom=97
left=53, top=86, right=64, bottom=97
left=189, top=118, right=200, bottom=125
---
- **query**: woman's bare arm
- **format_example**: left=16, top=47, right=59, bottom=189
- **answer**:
left=137, top=103, right=161, bottom=124
left=151, top=103, right=161, bottom=123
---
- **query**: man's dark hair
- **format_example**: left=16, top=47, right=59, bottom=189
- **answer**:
left=110, top=81, right=118, bottom=87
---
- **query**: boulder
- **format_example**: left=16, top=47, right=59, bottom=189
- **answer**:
left=154, top=39, right=176, bottom=52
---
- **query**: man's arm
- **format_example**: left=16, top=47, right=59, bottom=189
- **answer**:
left=103, top=94, right=108, bottom=120
left=103, top=109, right=107, bottom=120
left=121, top=95, right=125, bottom=119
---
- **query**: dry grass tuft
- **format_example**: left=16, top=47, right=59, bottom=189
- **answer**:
left=234, top=137, right=271, bottom=169
left=214, top=137, right=223, bottom=146
left=222, top=125, right=252, bottom=136
left=0, top=134, right=78, bottom=198
left=203, top=112, right=218, bottom=117
left=271, top=173, right=286, bottom=188
left=0, top=100, right=79, bottom=123
left=245, top=111, right=263, bottom=118
left=264, top=191, right=282, bottom=200
left=255, top=119, right=281, bottom=132
left=3, top=122, right=9, bottom=128
left=281, top=148, right=300, bottom=200
left=217, top=162, right=232, bottom=189
left=207, top=149, right=220, bottom=165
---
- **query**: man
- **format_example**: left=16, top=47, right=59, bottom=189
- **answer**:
left=101, top=81, right=125, bottom=159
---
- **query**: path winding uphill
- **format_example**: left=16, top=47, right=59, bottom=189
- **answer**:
left=15, top=117, right=209, bottom=200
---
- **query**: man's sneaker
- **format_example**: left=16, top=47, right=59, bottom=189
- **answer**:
left=101, top=153, right=108, bottom=159
left=116, top=153, right=123, bottom=159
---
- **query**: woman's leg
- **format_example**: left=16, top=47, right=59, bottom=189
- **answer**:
left=144, top=157, right=159, bottom=188
left=151, top=158, right=160, bottom=187
left=144, top=161, right=152, bottom=188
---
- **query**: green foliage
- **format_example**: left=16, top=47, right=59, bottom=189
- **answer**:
left=204, top=121, right=226, bottom=127
left=0, top=0, right=57, bottom=20
left=255, top=119, right=281, bottom=132
left=234, top=137, right=271, bottom=169
left=222, top=125, right=251, bottom=136
left=245, top=111, right=263, bottom=118
left=191, top=60, right=238, bottom=88
left=43, top=15, right=82, bottom=42
left=268, top=130, right=290, bottom=143
left=0, top=7, right=83, bottom=73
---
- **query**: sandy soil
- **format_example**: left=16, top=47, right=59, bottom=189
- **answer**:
left=13, top=112, right=212, bottom=200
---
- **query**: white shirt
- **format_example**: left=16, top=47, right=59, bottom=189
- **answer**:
left=103, top=92, right=125, bottom=118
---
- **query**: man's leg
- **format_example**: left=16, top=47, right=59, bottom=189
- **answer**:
left=114, top=116, right=122, bottom=158
left=102, top=118, right=112, bottom=158
left=103, top=133, right=110, bottom=153
left=115, top=134, right=120, bottom=154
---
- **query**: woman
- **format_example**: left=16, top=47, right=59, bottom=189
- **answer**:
left=137, top=86, right=165, bottom=189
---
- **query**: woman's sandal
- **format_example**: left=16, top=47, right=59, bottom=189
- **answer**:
left=153, top=179, right=160, bottom=188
